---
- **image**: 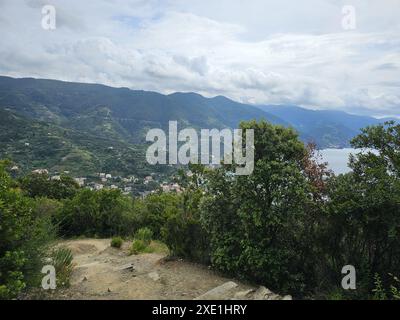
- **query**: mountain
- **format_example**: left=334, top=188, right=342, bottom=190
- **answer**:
left=0, top=108, right=171, bottom=176
left=0, top=75, right=393, bottom=174
left=0, top=76, right=285, bottom=144
left=256, top=105, right=385, bottom=148
left=0, top=75, right=286, bottom=175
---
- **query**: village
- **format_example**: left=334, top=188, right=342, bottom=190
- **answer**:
left=11, top=166, right=185, bottom=198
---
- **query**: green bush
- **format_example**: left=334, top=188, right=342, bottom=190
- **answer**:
left=132, top=193, right=181, bottom=239
left=0, top=161, right=54, bottom=299
left=130, top=239, right=148, bottom=255
left=199, top=121, right=316, bottom=295
left=160, top=167, right=210, bottom=264
left=56, top=189, right=135, bottom=237
left=111, top=237, right=123, bottom=248
left=162, top=213, right=209, bottom=263
left=135, top=227, right=153, bottom=246
left=51, top=247, right=74, bottom=288
left=20, top=173, right=79, bottom=200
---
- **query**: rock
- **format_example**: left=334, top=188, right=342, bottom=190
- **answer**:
left=266, top=294, right=281, bottom=300
left=107, top=288, right=112, bottom=293
left=81, top=276, right=88, bottom=282
left=282, top=295, right=293, bottom=300
left=148, top=272, right=160, bottom=281
left=194, top=281, right=238, bottom=300
left=234, top=289, right=254, bottom=299
left=253, top=286, right=274, bottom=300
left=115, top=263, right=134, bottom=271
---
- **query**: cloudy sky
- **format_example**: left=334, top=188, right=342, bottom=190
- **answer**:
left=0, top=0, right=399, bottom=117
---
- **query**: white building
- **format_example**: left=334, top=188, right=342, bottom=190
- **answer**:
left=32, top=169, right=48, bottom=175
left=94, top=184, right=104, bottom=191
left=74, top=178, right=86, bottom=187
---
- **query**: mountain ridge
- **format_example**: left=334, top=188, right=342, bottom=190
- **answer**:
left=0, top=75, right=393, bottom=157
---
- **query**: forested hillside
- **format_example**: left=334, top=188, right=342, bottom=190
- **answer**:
left=1, top=120, right=399, bottom=300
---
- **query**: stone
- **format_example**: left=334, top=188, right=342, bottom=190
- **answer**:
left=115, top=263, right=134, bottom=271
left=253, top=286, right=274, bottom=300
left=194, top=281, right=238, bottom=300
left=234, top=289, right=254, bottom=299
left=148, top=271, right=160, bottom=281
left=282, top=295, right=293, bottom=300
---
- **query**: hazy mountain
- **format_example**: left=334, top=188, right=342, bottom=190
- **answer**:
left=256, top=105, right=386, bottom=148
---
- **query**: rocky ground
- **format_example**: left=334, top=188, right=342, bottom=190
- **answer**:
left=38, top=238, right=292, bottom=300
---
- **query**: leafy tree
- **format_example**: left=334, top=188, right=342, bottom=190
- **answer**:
left=56, top=189, right=134, bottom=237
left=322, top=121, right=400, bottom=297
left=0, top=161, right=54, bottom=299
left=20, top=173, right=79, bottom=200
left=162, top=165, right=209, bottom=263
left=200, top=120, right=319, bottom=295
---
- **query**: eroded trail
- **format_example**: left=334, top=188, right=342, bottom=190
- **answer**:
left=54, top=239, right=259, bottom=300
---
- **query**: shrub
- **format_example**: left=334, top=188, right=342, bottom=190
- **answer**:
left=199, top=121, right=318, bottom=295
left=20, top=173, right=79, bottom=200
left=130, top=239, right=148, bottom=255
left=161, top=169, right=210, bottom=264
left=132, top=193, right=181, bottom=239
left=51, top=247, right=74, bottom=288
left=111, top=237, right=123, bottom=248
left=56, top=189, right=135, bottom=237
left=135, top=227, right=153, bottom=246
left=162, top=213, right=209, bottom=263
left=0, top=161, right=54, bottom=299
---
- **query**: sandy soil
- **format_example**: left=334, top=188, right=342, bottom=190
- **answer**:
left=49, top=239, right=255, bottom=300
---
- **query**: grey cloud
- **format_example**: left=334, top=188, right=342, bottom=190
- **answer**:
left=375, top=63, right=398, bottom=70
left=0, top=0, right=399, bottom=117
left=173, top=55, right=209, bottom=76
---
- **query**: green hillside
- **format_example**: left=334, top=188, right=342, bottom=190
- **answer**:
left=0, top=108, right=169, bottom=177
left=0, top=76, right=392, bottom=175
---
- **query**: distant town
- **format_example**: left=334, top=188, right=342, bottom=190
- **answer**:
left=10, top=165, right=186, bottom=198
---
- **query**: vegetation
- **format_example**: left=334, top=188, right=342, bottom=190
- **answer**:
left=1, top=119, right=399, bottom=300
left=130, top=240, right=149, bottom=255
left=110, top=237, right=124, bottom=249
left=20, top=173, right=79, bottom=200
left=56, top=189, right=135, bottom=238
left=135, top=228, right=153, bottom=246
left=0, top=160, right=55, bottom=299
left=0, top=108, right=169, bottom=177
left=129, top=228, right=154, bottom=255
left=50, top=247, right=74, bottom=288
left=1, top=76, right=393, bottom=178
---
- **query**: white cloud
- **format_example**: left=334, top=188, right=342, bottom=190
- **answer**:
left=0, top=0, right=399, bottom=117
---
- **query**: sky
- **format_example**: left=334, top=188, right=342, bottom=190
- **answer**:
left=0, top=0, right=399, bottom=117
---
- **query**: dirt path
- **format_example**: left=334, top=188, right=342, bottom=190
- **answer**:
left=52, top=239, right=257, bottom=300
